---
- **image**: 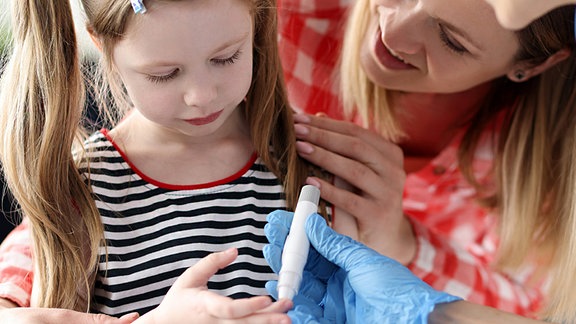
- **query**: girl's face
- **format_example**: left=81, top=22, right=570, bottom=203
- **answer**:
left=113, top=0, right=253, bottom=139
left=361, top=0, right=521, bottom=94
left=483, top=0, right=576, bottom=30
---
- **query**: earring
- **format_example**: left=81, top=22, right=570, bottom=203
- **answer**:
left=514, top=70, right=526, bottom=81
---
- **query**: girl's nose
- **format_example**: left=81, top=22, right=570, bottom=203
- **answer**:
left=183, top=74, right=217, bottom=108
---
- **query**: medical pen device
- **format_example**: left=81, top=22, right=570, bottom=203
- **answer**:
left=277, top=185, right=321, bottom=300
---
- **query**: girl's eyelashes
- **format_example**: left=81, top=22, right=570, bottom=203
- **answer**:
left=438, top=24, right=468, bottom=55
left=146, top=69, right=179, bottom=84
left=145, top=50, right=241, bottom=83
left=212, top=50, right=241, bottom=66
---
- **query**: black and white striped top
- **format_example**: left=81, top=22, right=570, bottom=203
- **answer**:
left=81, top=131, right=284, bottom=316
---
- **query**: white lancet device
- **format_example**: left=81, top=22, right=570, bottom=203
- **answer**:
left=277, top=185, right=321, bottom=300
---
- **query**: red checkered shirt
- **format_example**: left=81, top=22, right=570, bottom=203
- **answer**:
left=0, top=0, right=546, bottom=317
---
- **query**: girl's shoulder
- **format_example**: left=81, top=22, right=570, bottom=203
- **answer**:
left=84, top=129, right=113, bottom=148
left=75, top=129, right=123, bottom=169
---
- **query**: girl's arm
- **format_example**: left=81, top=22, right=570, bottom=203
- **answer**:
left=0, top=307, right=138, bottom=324
left=0, top=298, right=18, bottom=309
left=430, top=301, right=546, bottom=324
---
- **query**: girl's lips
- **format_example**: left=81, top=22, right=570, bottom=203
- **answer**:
left=373, top=29, right=414, bottom=70
left=185, top=109, right=223, bottom=126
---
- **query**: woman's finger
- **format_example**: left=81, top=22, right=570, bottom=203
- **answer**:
left=294, top=114, right=402, bottom=165
left=296, top=140, right=403, bottom=197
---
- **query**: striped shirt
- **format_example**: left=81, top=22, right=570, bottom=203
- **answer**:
left=83, top=130, right=282, bottom=316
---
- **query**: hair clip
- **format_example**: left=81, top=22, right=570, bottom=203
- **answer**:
left=130, top=0, right=147, bottom=14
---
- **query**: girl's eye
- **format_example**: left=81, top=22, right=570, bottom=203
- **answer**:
left=146, top=69, right=179, bottom=84
left=438, top=24, right=468, bottom=55
left=212, top=50, right=241, bottom=66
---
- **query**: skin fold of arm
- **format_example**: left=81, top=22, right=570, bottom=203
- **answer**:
left=0, top=298, right=17, bottom=309
left=429, top=301, right=548, bottom=324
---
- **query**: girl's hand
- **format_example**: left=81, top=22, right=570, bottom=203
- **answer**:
left=137, top=248, right=292, bottom=324
left=293, top=114, right=416, bottom=265
left=0, top=250, right=290, bottom=324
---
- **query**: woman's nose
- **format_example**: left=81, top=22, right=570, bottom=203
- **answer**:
left=377, top=4, right=425, bottom=56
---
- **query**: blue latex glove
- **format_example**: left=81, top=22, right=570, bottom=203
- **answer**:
left=263, top=210, right=462, bottom=324
left=264, top=211, right=345, bottom=324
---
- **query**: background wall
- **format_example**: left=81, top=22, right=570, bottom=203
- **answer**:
left=0, top=0, right=97, bottom=59
left=0, top=1, right=15, bottom=243
left=71, top=0, right=99, bottom=59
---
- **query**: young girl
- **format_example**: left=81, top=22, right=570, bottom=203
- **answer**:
left=278, top=0, right=576, bottom=321
left=0, top=0, right=323, bottom=319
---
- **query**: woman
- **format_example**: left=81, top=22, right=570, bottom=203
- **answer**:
left=278, top=0, right=576, bottom=319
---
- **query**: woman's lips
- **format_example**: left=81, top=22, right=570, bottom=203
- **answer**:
left=185, top=109, right=223, bottom=126
left=373, top=29, right=414, bottom=70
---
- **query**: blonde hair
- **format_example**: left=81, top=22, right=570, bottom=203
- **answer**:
left=340, top=0, right=403, bottom=141
left=0, top=0, right=319, bottom=311
left=341, top=0, right=576, bottom=321
left=504, top=11, right=576, bottom=320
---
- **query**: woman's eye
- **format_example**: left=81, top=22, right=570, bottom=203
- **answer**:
left=438, top=24, right=468, bottom=55
left=146, top=69, right=179, bottom=84
left=212, top=50, right=241, bottom=66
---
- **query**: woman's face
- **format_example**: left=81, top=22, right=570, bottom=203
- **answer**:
left=483, top=0, right=576, bottom=30
left=361, top=0, right=521, bottom=93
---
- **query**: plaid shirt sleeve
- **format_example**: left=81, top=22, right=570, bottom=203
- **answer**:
left=407, top=219, right=544, bottom=318
left=404, top=132, right=545, bottom=318
left=0, top=219, right=33, bottom=307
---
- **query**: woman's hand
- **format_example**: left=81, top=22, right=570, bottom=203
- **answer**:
left=137, top=248, right=292, bottom=324
left=293, top=113, right=416, bottom=265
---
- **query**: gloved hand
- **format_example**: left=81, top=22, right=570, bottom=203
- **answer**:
left=264, top=210, right=345, bottom=324
left=263, top=210, right=462, bottom=324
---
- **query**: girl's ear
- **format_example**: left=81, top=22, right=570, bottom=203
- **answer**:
left=87, top=27, right=103, bottom=52
left=507, top=48, right=571, bottom=82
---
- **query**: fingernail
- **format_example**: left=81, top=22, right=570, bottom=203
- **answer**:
left=293, top=114, right=311, bottom=123
left=259, top=296, right=273, bottom=307
left=279, top=318, right=291, bottom=324
left=223, top=247, right=236, bottom=255
left=296, top=141, right=314, bottom=154
left=305, top=177, right=321, bottom=188
left=282, top=298, right=294, bottom=308
left=119, top=312, right=139, bottom=321
left=294, top=124, right=309, bottom=136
